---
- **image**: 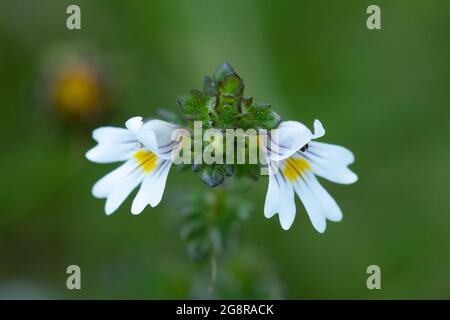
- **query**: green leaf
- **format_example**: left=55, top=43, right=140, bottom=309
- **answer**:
left=215, top=104, right=238, bottom=128
left=239, top=103, right=281, bottom=130
left=200, top=165, right=225, bottom=188
left=258, top=109, right=281, bottom=129
left=177, top=90, right=212, bottom=128
left=212, top=63, right=236, bottom=82
left=179, top=187, right=252, bottom=261
left=211, top=74, right=244, bottom=128
left=218, top=74, right=243, bottom=98
left=203, top=76, right=217, bottom=96
left=224, top=164, right=234, bottom=177
left=179, top=63, right=281, bottom=134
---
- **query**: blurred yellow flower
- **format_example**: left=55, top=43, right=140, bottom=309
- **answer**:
left=51, top=62, right=106, bottom=122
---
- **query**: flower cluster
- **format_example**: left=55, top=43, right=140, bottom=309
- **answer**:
left=86, top=64, right=357, bottom=231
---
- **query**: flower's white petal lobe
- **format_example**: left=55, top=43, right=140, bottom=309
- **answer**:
left=131, top=174, right=152, bottom=215
left=92, top=159, right=137, bottom=198
left=264, top=171, right=280, bottom=218
left=139, top=120, right=178, bottom=148
left=136, top=120, right=179, bottom=160
left=92, top=127, right=134, bottom=144
left=308, top=141, right=355, bottom=165
left=131, top=160, right=172, bottom=214
left=278, top=195, right=296, bottom=230
left=148, top=161, right=172, bottom=207
left=308, top=156, right=358, bottom=185
left=86, top=143, right=136, bottom=163
left=305, top=172, right=342, bottom=222
left=125, top=116, right=143, bottom=132
left=312, top=119, right=325, bottom=139
left=136, top=130, right=159, bottom=155
left=268, top=121, right=313, bottom=161
left=88, top=118, right=179, bottom=216
left=294, top=179, right=326, bottom=233
left=277, top=178, right=296, bottom=230
left=105, top=170, right=144, bottom=215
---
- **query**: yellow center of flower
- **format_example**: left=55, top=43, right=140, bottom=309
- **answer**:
left=54, top=67, right=103, bottom=118
left=134, top=150, right=157, bottom=173
left=283, top=157, right=311, bottom=181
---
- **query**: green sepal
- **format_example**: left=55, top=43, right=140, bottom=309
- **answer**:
left=212, top=63, right=236, bottom=82
left=200, top=164, right=225, bottom=188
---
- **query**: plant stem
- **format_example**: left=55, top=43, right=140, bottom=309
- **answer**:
left=209, top=254, right=217, bottom=292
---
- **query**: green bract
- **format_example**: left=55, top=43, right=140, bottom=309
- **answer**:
left=176, top=63, right=282, bottom=188
left=180, top=189, right=251, bottom=260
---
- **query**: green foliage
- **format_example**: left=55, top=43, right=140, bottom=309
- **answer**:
left=212, top=62, right=236, bottom=83
left=194, top=163, right=234, bottom=188
left=200, top=164, right=225, bottom=188
left=180, top=189, right=251, bottom=261
left=191, top=247, right=284, bottom=299
left=238, top=103, right=281, bottom=130
left=177, top=63, right=282, bottom=187
left=177, top=90, right=213, bottom=129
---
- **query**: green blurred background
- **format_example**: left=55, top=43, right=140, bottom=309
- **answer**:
left=0, top=0, right=449, bottom=299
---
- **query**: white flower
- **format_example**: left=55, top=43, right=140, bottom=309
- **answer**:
left=263, top=119, right=357, bottom=231
left=86, top=116, right=183, bottom=215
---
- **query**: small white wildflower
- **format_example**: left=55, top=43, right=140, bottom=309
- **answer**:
left=262, top=119, right=357, bottom=231
left=86, top=116, right=183, bottom=215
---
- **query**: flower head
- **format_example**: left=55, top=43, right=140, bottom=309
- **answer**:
left=86, top=116, right=182, bottom=215
left=263, top=120, right=357, bottom=231
left=85, top=64, right=358, bottom=236
left=38, top=48, right=110, bottom=125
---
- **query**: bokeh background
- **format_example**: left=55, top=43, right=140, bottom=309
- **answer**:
left=1, top=0, right=449, bottom=299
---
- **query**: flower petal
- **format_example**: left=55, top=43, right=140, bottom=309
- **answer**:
left=307, top=141, right=355, bottom=165
left=105, top=169, right=144, bottom=215
left=92, top=159, right=138, bottom=198
left=125, top=116, right=143, bottom=132
left=300, top=151, right=358, bottom=185
left=294, top=177, right=327, bottom=233
left=136, top=129, right=159, bottom=155
left=312, top=119, right=325, bottom=139
left=268, top=121, right=313, bottom=161
left=86, top=142, right=137, bottom=163
left=137, top=120, right=179, bottom=159
left=92, top=127, right=135, bottom=144
left=264, top=167, right=281, bottom=219
left=140, top=119, right=178, bottom=147
left=264, top=161, right=296, bottom=230
left=131, top=160, right=172, bottom=214
left=278, top=179, right=296, bottom=230
left=303, top=172, right=342, bottom=222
